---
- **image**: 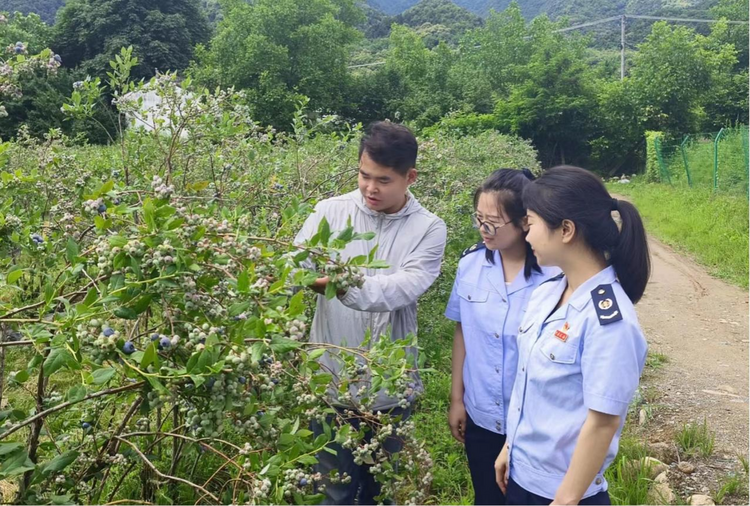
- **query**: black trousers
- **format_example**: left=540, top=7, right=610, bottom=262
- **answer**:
left=464, top=414, right=507, bottom=505
left=506, top=477, right=611, bottom=505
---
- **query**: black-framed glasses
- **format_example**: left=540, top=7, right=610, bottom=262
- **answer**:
left=472, top=213, right=510, bottom=236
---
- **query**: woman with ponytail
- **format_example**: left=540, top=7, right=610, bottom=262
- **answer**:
left=444, top=168, right=560, bottom=505
left=494, top=166, right=651, bottom=505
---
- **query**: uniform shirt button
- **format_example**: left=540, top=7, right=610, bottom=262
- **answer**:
left=595, top=478, right=603, bottom=485
left=495, top=367, right=500, bottom=373
left=468, top=295, right=472, bottom=300
left=494, top=332, right=500, bottom=338
left=495, top=400, right=500, bottom=406
left=518, top=326, right=523, bottom=333
left=522, top=367, right=525, bottom=372
left=550, top=353, right=555, bottom=360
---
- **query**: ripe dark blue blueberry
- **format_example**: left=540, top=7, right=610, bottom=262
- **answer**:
left=53, top=54, right=62, bottom=63
left=238, top=376, right=246, bottom=384
left=159, top=337, right=171, bottom=349
left=299, top=478, right=308, bottom=487
left=151, top=333, right=160, bottom=341
left=30, top=233, right=44, bottom=244
left=97, top=204, right=107, bottom=214
left=81, top=422, right=91, bottom=430
left=205, top=377, right=216, bottom=389
left=103, top=328, right=115, bottom=337
left=122, top=341, right=136, bottom=354
left=113, top=198, right=121, bottom=205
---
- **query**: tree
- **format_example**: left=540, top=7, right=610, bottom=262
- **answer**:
left=452, top=2, right=531, bottom=98
left=710, top=0, right=748, bottom=69
left=190, top=0, right=363, bottom=130
left=52, top=0, right=211, bottom=80
left=492, top=15, right=598, bottom=167
left=627, top=22, right=735, bottom=135
left=0, top=0, right=64, bottom=24
left=0, top=11, right=52, bottom=54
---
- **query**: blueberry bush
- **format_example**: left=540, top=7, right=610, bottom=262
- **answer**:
left=0, top=47, right=540, bottom=505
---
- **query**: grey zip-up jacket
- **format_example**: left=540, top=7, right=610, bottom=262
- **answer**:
left=294, top=189, right=447, bottom=410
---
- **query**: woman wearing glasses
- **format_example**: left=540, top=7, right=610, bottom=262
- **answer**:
left=444, top=168, right=560, bottom=505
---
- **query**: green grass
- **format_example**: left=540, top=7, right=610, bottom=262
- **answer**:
left=610, top=180, right=749, bottom=288
left=645, top=352, right=669, bottom=370
left=714, top=473, right=748, bottom=504
left=605, top=436, right=653, bottom=505
left=659, top=128, right=748, bottom=196
left=412, top=372, right=473, bottom=505
left=675, top=418, right=716, bottom=458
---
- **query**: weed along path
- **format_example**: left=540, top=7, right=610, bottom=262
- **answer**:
left=635, top=233, right=749, bottom=501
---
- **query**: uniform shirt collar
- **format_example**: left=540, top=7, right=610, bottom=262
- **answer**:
left=482, top=250, right=533, bottom=296
left=567, top=265, right=618, bottom=311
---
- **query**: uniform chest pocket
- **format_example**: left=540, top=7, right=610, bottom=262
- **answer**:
left=539, top=332, right=579, bottom=364
left=457, top=283, right=490, bottom=303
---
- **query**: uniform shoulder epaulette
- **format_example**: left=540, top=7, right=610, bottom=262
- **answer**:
left=460, top=241, right=486, bottom=259
left=591, top=284, right=623, bottom=326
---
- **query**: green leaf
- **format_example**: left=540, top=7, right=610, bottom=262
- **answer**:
left=67, top=385, right=86, bottom=402
left=94, top=215, right=109, bottom=230
left=307, top=348, right=326, bottom=361
left=7, top=267, right=23, bottom=284
left=97, top=180, right=114, bottom=197
left=81, top=287, right=98, bottom=308
left=336, top=225, right=354, bottom=243
left=317, top=218, right=331, bottom=246
left=0, top=442, right=23, bottom=456
left=50, top=494, right=75, bottom=505
left=270, top=336, right=302, bottom=355
left=237, top=269, right=249, bottom=293
left=142, top=198, right=156, bottom=231
left=141, top=342, right=159, bottom=369
left=288, top=290, right=305, bottom=317
left=66, top=238, right=79, bottom=263
left=91, top=368, right=115, bottom=385
left=43, top=348, right=74, bottom=376
left=108, top=235, right=128, bottom=247
left=40, top=451, right=79, bottom=476
left=114, top=307, right=138, bottom=320
left=132, top=294, right=154, bottom=314
left=324, top=282, right=338, bottom=300
left=0, top=447, right=35, bottom=478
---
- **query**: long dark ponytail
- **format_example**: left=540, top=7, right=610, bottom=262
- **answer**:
left=522, top=165, right=651, bottom=303
left=473, top=168, right=541, bottom=279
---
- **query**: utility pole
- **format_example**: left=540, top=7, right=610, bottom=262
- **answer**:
left=620, top=15, right=626, bottom=80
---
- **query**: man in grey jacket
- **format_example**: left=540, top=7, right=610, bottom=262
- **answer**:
left=294, top=121, right=447, bottom=504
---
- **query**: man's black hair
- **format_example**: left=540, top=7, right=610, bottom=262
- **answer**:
left=359, top=121, right=418, bottom=176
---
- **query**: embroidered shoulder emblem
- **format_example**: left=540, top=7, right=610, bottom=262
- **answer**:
left=460, top=241, right=486, bottom=259
left=591, top=284, right=623, bottom=326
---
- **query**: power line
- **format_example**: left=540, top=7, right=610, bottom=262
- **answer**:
left=347, top=13, right=749, bottom=70
left=627, top=14, right=747, bottom=25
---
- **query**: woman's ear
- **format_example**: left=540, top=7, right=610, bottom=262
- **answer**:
left=560, top=219, right=576, bottom=244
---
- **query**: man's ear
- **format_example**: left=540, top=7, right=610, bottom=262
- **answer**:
left=521, top=215, right=530, bottom=232
left=560, top=219, right=576, bottom=244
left=406, top=168, right=417, bottom=186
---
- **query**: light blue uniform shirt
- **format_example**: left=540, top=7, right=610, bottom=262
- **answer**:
left=506, top=266, right=648, bottom=500
left=445, top=244, right=560, bottom=435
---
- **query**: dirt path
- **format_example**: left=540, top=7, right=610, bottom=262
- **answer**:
left=635, top=234, right=748, bottom=500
